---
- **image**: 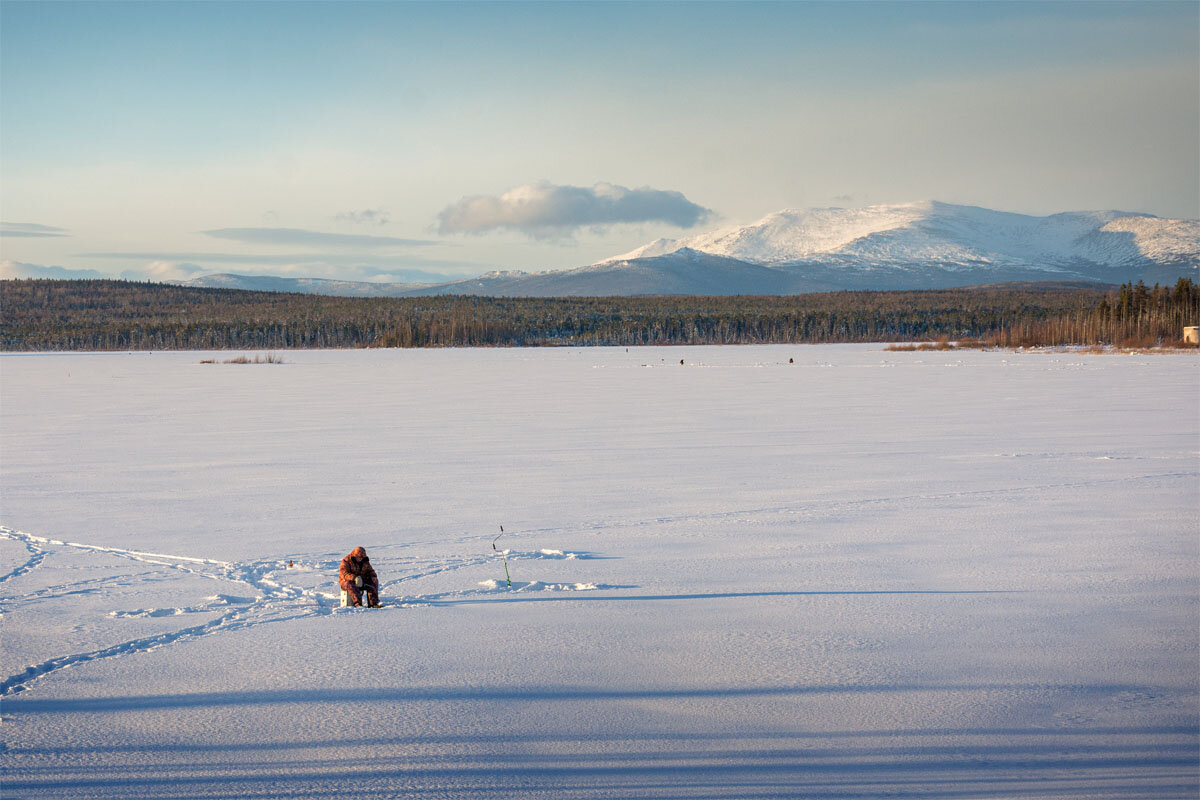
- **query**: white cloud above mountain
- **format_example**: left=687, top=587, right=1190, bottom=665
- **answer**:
left=126, top=261, right=209, bottom=282
left=436, top=182, right=713, bottom=239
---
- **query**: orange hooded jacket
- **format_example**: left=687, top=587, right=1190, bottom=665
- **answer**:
left=339, top=547, right=378, bottom=590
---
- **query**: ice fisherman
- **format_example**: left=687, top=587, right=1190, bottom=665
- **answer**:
left=339, top=546, right=380, bottom=607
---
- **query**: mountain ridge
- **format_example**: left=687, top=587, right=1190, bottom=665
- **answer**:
left=171, top=200, right=1197, bottom=297
left=601, top=201, right=1194, bottom=268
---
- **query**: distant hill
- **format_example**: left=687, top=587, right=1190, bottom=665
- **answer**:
left=176, top=252, right=793, bottom=297
left=175, top=273, right=427, bottom=297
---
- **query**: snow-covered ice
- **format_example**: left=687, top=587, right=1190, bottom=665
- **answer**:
left=1, top=345, right=1196, bottom=799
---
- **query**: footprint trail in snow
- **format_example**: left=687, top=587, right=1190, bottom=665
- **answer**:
left=0, top=526, right=605, bottom=696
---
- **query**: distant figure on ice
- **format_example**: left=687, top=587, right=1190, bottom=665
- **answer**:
left=339, top=546, right=380, bottom=607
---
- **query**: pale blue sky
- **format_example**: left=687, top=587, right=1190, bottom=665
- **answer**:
left=2, top=1, right=1197, bottom=283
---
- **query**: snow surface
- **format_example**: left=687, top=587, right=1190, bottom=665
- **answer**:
left=1, top=346, right=1197, bottom=799
left=1097, top=216, right=1200, bottom=264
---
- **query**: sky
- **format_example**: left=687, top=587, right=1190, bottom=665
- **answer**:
left=2, top=1, right=1197, bottom=284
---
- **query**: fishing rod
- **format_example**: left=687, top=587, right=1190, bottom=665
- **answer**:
left=492, top=525, right=512, bottom=589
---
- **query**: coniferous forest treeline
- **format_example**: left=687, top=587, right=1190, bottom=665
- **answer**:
left=1, top=278, right=1196, bottom=351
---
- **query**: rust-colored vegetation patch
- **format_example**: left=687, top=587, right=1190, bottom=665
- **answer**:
left=200, top=353, right=285, bottom=364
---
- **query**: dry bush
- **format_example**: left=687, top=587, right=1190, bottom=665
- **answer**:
left=886, top=334, right=977, bottom=352
left=927, top=335, right=954, bottom=350
left=1115, top=334, right=1159, bottom=350
left=204, top=353, right=284, bottom=365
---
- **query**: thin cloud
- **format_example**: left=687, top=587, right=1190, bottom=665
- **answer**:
left=356, top=267, right=471, bottom=283
left=82, top=251, right=319, bottom=265
left=1, top=258, right=475, bottom=285
left=201, top=227, right=435, bottom=248
left=1, top=222, right=70, bottom=238
left=80, top=251, right=479, bottom=271
left=437, top=181, right=713, bottom=239
left=335, top=209, right=391, bottom=226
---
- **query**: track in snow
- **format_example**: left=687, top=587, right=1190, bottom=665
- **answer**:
left=0, top=526, right=604, bottom=696
left=1, top=470, right=1187, bottom=697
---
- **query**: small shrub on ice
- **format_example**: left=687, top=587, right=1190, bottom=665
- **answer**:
left=200, top=353, right=284, bottom=365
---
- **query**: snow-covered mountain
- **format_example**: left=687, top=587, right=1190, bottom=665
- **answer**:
left=601, top=200, right=1198, bottom=272
left=175, top=202, right=1196, bottom=297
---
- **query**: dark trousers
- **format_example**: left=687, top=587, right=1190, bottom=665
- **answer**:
left=340, top=579, right=379, bottom=606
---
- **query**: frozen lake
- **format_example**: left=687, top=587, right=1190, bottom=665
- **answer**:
left=2, top=345, right=1197, bottom=799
